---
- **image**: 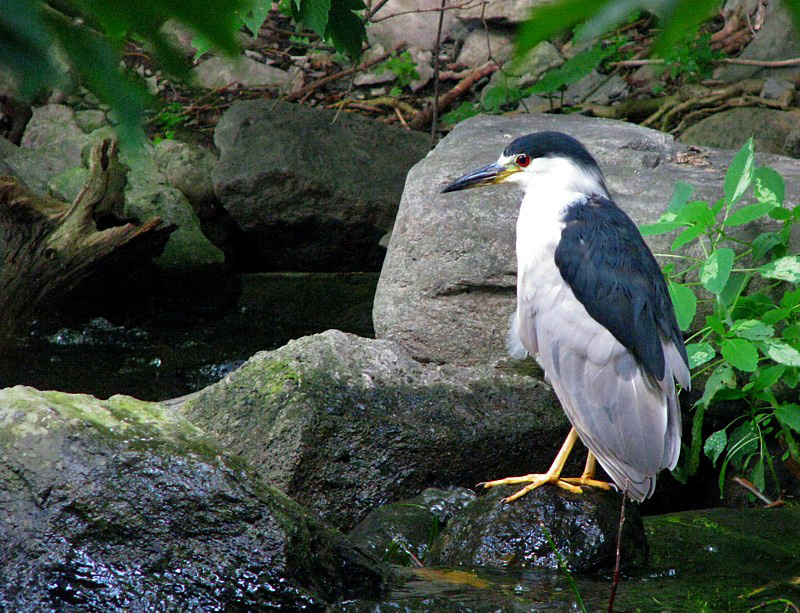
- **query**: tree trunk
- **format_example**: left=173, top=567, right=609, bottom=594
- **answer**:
left=0, top=138, right=175, bottom=331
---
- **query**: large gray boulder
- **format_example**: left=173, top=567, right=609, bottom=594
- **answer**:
left=212, top=100, right=430, bottom=271
left=0, top=386, right=389, bottom=610
left=182, top=330, right=568, bottom=531
left=373, top=113, right=800, bottom=365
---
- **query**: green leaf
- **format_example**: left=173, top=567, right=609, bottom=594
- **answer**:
left=686, top=342, right=715, bottom=369
left=758, top=256, right=800, bottom=283
left=325, top=0, right=367, bottom=59
left=700, top=248, right=735, bottom=295
left=721, top=338, right=759, bottom=372
left=704, top=430, right=727, bottom=465
left=774, top=404, right=800, bottom=433
left=724, top=201, right=777, bottom=227
left=674, top=200, right=715, bottom=227
left=516, top=0, right=609, bottom=58
left=752, top=232, right=782, bottom=261
left=754, top=165, right=785, bottom=206
left=782, top=289, right=800, bottom=309
left=0, top=0, right=61, bottom=99
left=732, top=319, right=774, bottom=341
left=529, top=45, right=612, bottom=95
left=668, top=181, right=694, bottom=212
left=699, top=362, right=735, bottom=408
left=668, top=281, right=697, bottom=331
left=292, top=0, right=331, bottom=37
left=724, top=137, right=755, bottom=207
left=241, top=0, right=272, bottom=36
left=763, top=308, right=790, bottom=325
left=762, top=339, right=800, bottom=367
left=639, top=221, right=681, bottom=236
left=671, top=225, right=706, bottom=250
left=719, top=272, right=748, bottom=309
left=747, top=364, right=785, bottom=392
left=650, top=0, right=722, bottom=58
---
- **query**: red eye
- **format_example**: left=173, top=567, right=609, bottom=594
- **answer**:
left=516, top=154, right=531, bottom=168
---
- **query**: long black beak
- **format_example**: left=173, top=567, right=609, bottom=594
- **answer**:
left=441, top=162, right=517, bottom=193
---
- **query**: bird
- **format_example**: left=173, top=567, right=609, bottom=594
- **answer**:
left=441, top=131, right=690, bottom=502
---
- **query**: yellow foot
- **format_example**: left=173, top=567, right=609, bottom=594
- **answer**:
left=561, top=477, right=613, bottom=490
left=479, top=474, right=583, bottom=502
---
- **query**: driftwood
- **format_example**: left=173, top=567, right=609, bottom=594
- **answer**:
left=0, top=138, right=175, bottom=331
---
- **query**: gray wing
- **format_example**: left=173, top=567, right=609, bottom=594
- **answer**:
left=520, top=274, right=686, bottom=502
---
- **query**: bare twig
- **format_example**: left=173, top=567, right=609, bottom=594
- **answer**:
left=286, top=42, right=406, bottom=102
left=612, top=57, right=800, bottom=68
left=369, top=0, right=486, bottom=22
left=395, top=106, right=409, bottom=129
left=409, top=62, right=497, bottom=130
left=732, top=476, right=785, bottom=507
left=608, top=489, right=627, bottom=613
left=430, top=0, right=447, bottom=147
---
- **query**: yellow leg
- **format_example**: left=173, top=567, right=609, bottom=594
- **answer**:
left=561, top=451, right=612, bottom=490
left=481, top=428, right=583, bottom=502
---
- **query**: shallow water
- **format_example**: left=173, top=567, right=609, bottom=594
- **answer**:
left=0, top=272, right=378, bottom=401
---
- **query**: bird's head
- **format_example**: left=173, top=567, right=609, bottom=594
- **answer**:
left=441, top=131, right=609, bottom=198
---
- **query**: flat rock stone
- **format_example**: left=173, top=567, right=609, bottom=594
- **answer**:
left=456, top=29, right=514, bottom=68
left=373, top=113, right=800, bottom=364
left=212, top=99, right=429, bottom=271
left=182, top=330, right=569, bottom=531
left=456, top=0, right=552, bottom=23
left=680, top=107, right=800, bottom=158
left=367, top=0, right=459, bottom=50
left=0, top=386, right=389, bottom=610
left=429, top=486, right=647, bottom=573
left=190, top=55, right=290, bottom=89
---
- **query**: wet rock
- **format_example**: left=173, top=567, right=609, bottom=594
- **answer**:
left=349, top=487, right=477, bottom=565
left=0, top=386, right=390, bottom=610
left=182, top=330, right=568, bottom=531
left=373, top=113, right=800, bottom=364
left=212, top=99, right=429, bottom=271
left=190, top=55, right=290, bottom=89
left=679, top=107, right=800, bottom=158
left=429, top=486, right=647, bottom=573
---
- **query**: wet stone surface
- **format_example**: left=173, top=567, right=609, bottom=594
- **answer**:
left=429, top=485, right=647, bottom=573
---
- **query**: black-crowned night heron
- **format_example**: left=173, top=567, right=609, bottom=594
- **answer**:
left=442, top=131, right=690, bottom=502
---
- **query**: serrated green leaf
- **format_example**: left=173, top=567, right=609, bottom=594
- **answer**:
left=724, top=201, right=777, bottom=227
left=667, top=181, right=694, bottom=212
left=668, top=281, right=697, bottom=331
left=732, top=319, right=774, bottom=341
left=758, top=256, right=800, bottom=283
left=721, top=338, right=759, bottom=372
left=704, top=430, right=727, bottom=465
left=674, top=200, right=715, bottom=226
left=763, top=339, right=800, bottom=367
left=775, top=404, right=800, bottom=434
left=686, top=342, right=715, bottom=368
left=671, top=225, right=706, bottom=250
left=782, top=289, right=800, bottom=309
left=699, top=362, right=735, bottom=408
left=754, top=165, right=785, bottom=206
left=700, top=248, right=735, bottom=295
left=724, top=137, right=755, bottom=207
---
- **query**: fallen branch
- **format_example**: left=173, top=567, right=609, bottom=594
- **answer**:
left=409, top=61, right=497, bottom=130
left=286, top=42, right=406, bottom=103
left=0, top=139, right=175, bottom=330
left=613, top=56, right=800, bottom=68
